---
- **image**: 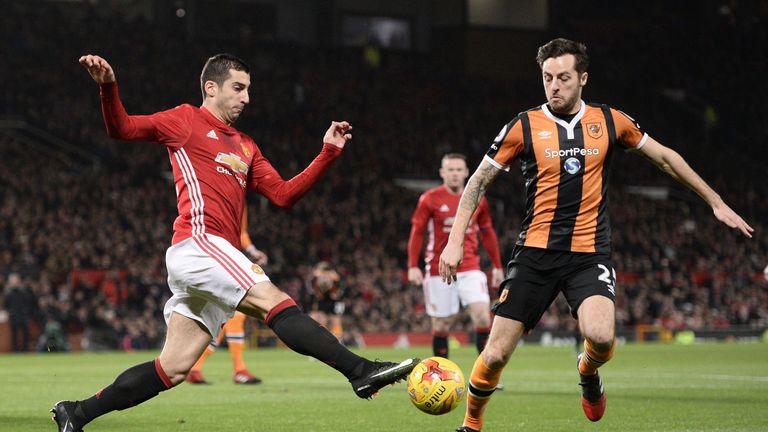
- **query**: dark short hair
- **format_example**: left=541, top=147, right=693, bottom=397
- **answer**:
left=442, top=153, right=466, bottom=162
left=200, top=53, right=250, bottom=98
left=536, top=38, right=589, bottom=74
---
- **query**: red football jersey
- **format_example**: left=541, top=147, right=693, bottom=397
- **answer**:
left=408, top=185, right=502, bottom=276
left=100, top=82, right=341, bottom=248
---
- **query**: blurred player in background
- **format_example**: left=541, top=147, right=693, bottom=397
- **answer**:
left=187, top=203, right=267, bottom=385
left=52, top=53, right=417, bottom=432
left=408, top=153, right=504, bottom=360
left=307, top=261, right=345, bottom=341
left=441, top=38, right=753, bottom=431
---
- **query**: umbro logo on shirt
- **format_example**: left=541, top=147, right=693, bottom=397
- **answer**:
left=439, top=204, right=450, bottom=212
left=207, top=130, right=219, bottom=140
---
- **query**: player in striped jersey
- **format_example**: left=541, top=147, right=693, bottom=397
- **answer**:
left=51, top=53, right=417, bottom=432
left=441, top=38, right=753, bottom=431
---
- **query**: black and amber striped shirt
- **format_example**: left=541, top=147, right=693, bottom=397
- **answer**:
left=486, top=101, right=647, bottom=253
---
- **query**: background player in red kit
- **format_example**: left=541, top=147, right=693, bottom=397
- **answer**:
left=440, top=39, right=753, bottom=432
left=408, top=153, right=504, bottom=360
left=51, top=53, right=417, bottom=432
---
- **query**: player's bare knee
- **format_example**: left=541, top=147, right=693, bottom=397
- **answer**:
left=473, top=314, right=491, bottom=328
left=169, top=372, right=188, bottom=386
left=586, top=334, right=614, bottom=352
left=432, top=317, right=451, bottom=332
left=160, top=364, right=190, bottom=386
left=482, top=344, right=511, bottom=368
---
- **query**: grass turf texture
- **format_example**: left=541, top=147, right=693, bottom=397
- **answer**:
left=1, top=343, right=766, bottom=431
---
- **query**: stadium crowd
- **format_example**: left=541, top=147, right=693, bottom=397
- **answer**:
left=0, top=2, right=765, bottom=351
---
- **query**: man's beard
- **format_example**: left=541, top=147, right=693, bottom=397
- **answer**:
left=550, top=93, right=579, bottom=114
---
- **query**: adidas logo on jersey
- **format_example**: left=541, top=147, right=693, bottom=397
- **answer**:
left=439, top=204, right=450, bottom=212
left=207, top=130, right=219, bottom=140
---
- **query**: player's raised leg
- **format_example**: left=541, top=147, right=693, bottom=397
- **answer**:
left=52, top=313, right=211, bottom=431
left=576, top=295, right=615, bottom=422
left=238, top=281, right=418, bottom=399
left=459, top=316, right=523, bottom=431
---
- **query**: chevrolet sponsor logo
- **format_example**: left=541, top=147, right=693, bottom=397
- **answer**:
left=215, top=152, right=248, bottom=174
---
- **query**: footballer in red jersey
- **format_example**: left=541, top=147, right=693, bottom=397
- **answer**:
left=51, top=53, right=417, bottom=432
left=408, top=153, right=503, bottom=360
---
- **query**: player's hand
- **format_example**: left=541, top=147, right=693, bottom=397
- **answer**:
left=407, top=267, right=424, bottom=286
left=245, top=245, right=268, bottom=265
left=491, top=267, right=505, bottom=288
left=78, top=55, right=116, bottom=84
left=323, top=121, right=352, bottom=149
left=712, top=202, right=754, bottom=238
left=439, top=243, right=463, bottom=285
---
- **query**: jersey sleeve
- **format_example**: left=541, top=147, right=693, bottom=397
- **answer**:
left=610, top=108, right=648, bottom=150
left=99, top=82, right=191, bottom=148
left=476, top=198, right=503, bottom=269
left=407, top=193, right=431, bottom=268
left=248, top=143, right=342, bottom=208
left=483, top=117, right=524, bottom=171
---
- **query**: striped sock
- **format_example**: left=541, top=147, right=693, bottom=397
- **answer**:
left=578, top=338, right=615, bottom=376
left=228, top=340, right=247, bottom=372
left=464, top=355, right=503, bottom=431
left=331, top=322, right=343, bottom=340
left=224, top=311, right=248, bottom=372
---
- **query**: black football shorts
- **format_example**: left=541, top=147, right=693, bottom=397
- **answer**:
left=492, top=246, right=617, bottom=332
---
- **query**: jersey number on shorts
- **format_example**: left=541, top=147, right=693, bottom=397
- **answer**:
left=597, top=264, right=616, bottom=296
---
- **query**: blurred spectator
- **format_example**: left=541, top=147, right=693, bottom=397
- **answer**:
left=37, top=319, right=70, bottom=352
left=4, top=273, right=36, bottom=351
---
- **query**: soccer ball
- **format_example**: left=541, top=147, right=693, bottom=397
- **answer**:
left=407, top=357, right=466, bottom=415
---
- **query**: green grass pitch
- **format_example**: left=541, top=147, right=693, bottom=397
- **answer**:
left=1, top=343, right=766, bottom=431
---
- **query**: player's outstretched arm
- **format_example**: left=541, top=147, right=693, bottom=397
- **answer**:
left=79, top=54, right=163, bottom=142
left=79, top=55, right=116, bottom=84
left=439, top=160, right=500, bottom=283
left=249, top=121, right=352, bottom=208
left=637, top=137, right=754, bottom=238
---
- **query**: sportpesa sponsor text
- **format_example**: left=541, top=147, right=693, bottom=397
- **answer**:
left=544, top=147, right=600, bottom=158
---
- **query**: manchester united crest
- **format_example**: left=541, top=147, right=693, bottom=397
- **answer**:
left=587, top=122, right=602, bottom=139
left=240, top=142, right=252, bottom=159
left=251, top=264, right=264, bottom=274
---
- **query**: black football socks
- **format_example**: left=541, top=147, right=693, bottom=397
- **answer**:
left=432, top=332, right=449, bottom=358
left=266, top=303, right=367, bottom=380
left=74, top=359, right=172, bottom=427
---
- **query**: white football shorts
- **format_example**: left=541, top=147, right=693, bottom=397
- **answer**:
left=423, top=270, right=490, bottom=317
left=163, top=234, right=270, bottom=338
